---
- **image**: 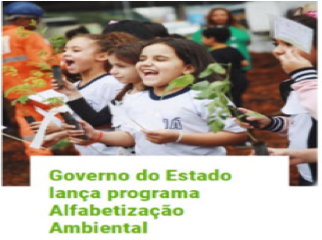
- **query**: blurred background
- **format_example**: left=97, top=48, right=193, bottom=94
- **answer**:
left=2, top=1, right=317, bottom=52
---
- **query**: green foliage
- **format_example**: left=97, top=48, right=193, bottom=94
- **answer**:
left=39, top=27, right=48, bottom=37
left=28, top=61, right=52, bottom=71
left=49, top=35, right=68, bottom=54
left=51, top=138, right=72, bottom=150
left=3, top=66, right=18, bottom=76
left=29, top=19, right=37, bottom=26
left=208, top=119, right=225, bottom=132
left=5, top=83, right=36, bottom=98
left=42, top=97, right=65, bottom=108
left=11, top=95, right=30, bottom=105
left=16, top=26, right=34, bottom=38
left=161, top=74, right=194, bottom=98
left=162, top=63, right=236, bottom=133
left=246, top=111, right=266, bottom=118
left=191, top=81, right=209, bottom=91
left=198, top=63, right=226, bottom=78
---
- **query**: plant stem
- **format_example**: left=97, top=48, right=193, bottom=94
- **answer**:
left=246, top=130, right=258, bottom=143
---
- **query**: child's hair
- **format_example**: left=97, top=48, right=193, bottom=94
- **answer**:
left=142, top=22, right=169, bottom=38
left=72, top=32, right=138, bottom=71
left=102, top=20, right=154, bottom=40
left=206, top=8, right=242, bottom=28
left=202, top=27, right=231, bottom=43
left=142, top=38, right=223, bottom=82
left=65, top=25, right=90, bottom=40
left=289, top=9, right=317, bottom=47
left=169, top=33, right=186, bottom=39
left=111, top=41, right=148, bottom=102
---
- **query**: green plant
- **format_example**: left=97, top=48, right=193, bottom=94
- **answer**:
left=4, top=21, right=67, bottom=109
left=162, top=62, right=268, bottom=154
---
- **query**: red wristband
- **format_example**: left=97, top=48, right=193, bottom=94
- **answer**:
left=85, top=131, right=104, bottom=148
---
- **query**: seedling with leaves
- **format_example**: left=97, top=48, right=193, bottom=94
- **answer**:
left=162, top=62, right=269, bottom=155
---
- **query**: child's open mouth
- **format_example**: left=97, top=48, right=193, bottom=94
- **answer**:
left=142, top=70, right=158, bottom=77
left=64, top=59, right=76, bottom=71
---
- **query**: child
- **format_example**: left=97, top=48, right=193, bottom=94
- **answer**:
left=202, top=26, right=249, bottom=107
left=45, top=34, right=125, bottom=155
left=62, top=41, right=147, bottom=156
left=237, top=12, right=317, bottom=186
left=50, top=38, right=145, bottom=128
left=68, top=38, right=247, bottom=155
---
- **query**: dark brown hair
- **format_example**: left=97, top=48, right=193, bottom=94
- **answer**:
left=206, top=8, right=242, bottom=28
left=72, top=32, right=138, bottom=71
left=111, top=41, right=148, bottom=101
left=141, top=38, right=224, bottom=83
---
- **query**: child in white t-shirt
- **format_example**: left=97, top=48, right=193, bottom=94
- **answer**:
left=68, top=38, right=247, bottom=155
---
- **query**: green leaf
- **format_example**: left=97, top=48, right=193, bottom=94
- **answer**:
left=198, top=68, right=214, bottom=78
left=31, top=70, right=45, bottom=78
left=39, top=27, right=48, bottom=36
left=246, top=111, right=266, bottom=118
left=16, top=26, right=34, bottom=38
left=208, top=119, right=225, bottom=133
left=219, top=95, right=229, bottom=105
left=207, top=100, right=217, bottom=116
left=208, top=63, right=226, bottom=74
left=195, top=89, right=217, bottom=100
left=11, top=95, right=30, bottom=105
left=29, top=19, right=37, bottom=26
left=49, top=35, right=68, bottom=54
left=51, top=138, right=71, bottom=150
left=199, top=63, right=226, bottom=78
left=5, top=83, right=34, bottom=97
left=42, top=97, right=65, bottom=107
left=191, top=81, right=209, bottom=91
left=3, top=66, right=18, bottom=76
left=162, top=74, right=194, bottom=98
left=209, top=80, right=230, bottom=91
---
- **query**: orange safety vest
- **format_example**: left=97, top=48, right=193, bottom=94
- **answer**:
left=2, top=25, right=55, bottom=99
left=2, top=25, right=57, bottom=156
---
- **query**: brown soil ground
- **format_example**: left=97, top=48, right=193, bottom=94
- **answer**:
left=2, top=52, right=299, bottom=186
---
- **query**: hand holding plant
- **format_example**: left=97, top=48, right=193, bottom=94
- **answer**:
left=30, top=121, right=62, bottom=134
left=51, top=79, right=82, bottom=101
left=235, top=108, right=271, bottom=130
left=67, top=120, right=97, bottom=145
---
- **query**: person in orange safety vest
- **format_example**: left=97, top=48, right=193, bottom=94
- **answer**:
left=3, top=2, right=57, bottom=157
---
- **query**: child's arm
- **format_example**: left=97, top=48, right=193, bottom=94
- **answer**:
left=52, top=79, right=112, bottom=127
left=67, top=120, right=135, bottom=147
left=266, top=148, right=317, bottom=165
left=30, top=121, right=62, bottom=134
left=42, top=130, right=69, bottom=148
left=236, top=108, right=290, bottom=137
left=142, top=129, right=247, bottom=146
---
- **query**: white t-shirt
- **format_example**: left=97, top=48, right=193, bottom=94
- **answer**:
left=73, top=74, right=123, bottom=155
left=120, top=88, right=245, bottom=155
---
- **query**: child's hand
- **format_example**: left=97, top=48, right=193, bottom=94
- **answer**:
left=142, top=129, right=180, bottom=144
left=66, top=120, right=99, bottom=145
left=42, top=132, right=64, bottom=148
left=30, top=121, right=61, bottom=134
left=51, top=79, right=82, bottom=101
left=235, top=108, right=271, bottom=129
left=278, top=49, right=313, bottom=74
